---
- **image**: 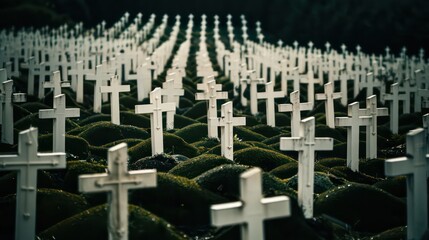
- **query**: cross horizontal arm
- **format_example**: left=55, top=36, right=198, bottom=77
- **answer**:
left=279, top=137, right=301, bottom=150
left=385, top=157, right=412, bottom=176
left=135, top=104, right=155, bottom=114
left=38, top=109, right=55, bottom=119
left=79, top=173, right=109, bottom=193
left=211, top=201, right=244, bottom=226
left=261, top=196, right=291, bottom=219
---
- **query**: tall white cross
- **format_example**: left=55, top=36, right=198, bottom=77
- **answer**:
left=135, top=88, right=175, bottom=155
left=335, top=102, right=372, bottom=171
left=0, top=127, right=66, bottom=240
left=256, top=81, right=285, bottom=127
left=278, top=90, right=312, bottom=137
left=385, top=128, right=428, bottom=240
left=211, top=167, right=291, bottom=240
left=20, top=57, right=37, bottom=95
left=1, top=80, right=26, bottom=144
left=300, top=66, right=321, bottom=108
left=37, top=62, right=53, bottom=99
left=68, top=61, right=93, bottom=103
left=358, top=95, right=388, bottom=159
left=100, top=75, right=130, bottom=125
left=196, top=80, right=228, bottom=139
left=79, top=143, right=157, bottom=240
left=0, top=68, right=6, bottom=125
left=241, top=71, right=265, bottom=115
left=217, top=101, right=246, bottom=160
left=127, top=61, right=152, bottom=102
left=423, top=113, right=429, bottom=152
left=384, top=83, right=407, bottom=134
left=315, top=82, right=342, bottom=128
left=280, top=117, right=333, bottom=218
left=44, top=70, right=70, bottom=97
left=39, top=94, right=80, bottom=152
left=161, top=79, right=184, bottom=130
left=86, top=65, right=112, bottom=113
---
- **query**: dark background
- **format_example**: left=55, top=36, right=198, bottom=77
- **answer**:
left=1, top=0, right=428, bottom=55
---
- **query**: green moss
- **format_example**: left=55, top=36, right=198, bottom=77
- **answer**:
left=174, top=114, right=199, bottom=129
left=78, top=122, right=149, bottom=146
left=272, top=113, right=291, bottom=127
left=364, top=226, right=407, bottom=239
left=19, top=102, right=51, bottom=113
left=130, top=154, right=179, bottom=172
left=38, top=134, right=90, bottom=160
left=314, top=183, right=406, bottom=232
left=0, top=188, right=88, bottom=235
left=205, top=142, right=252, bottom=155
left=63, top=161, right=106, bottom=193
left=233, top=147, right=296, bottom=172
left=249, top=124, right=283, bottom=138
left=174, top=123, right=208, bottom=143
left=373, top=176, right=407, bottom=198
left=315, top=124, right=346, bottom=142
left=191, top=138, right=220, bottom=153
left=330, top=166, right=380, bottom=184
left=78, top=112, right=151, bottom=129
left=317, top=158, right=346, bottom=168
left=119, top=95, right=139, bottom=109
left=183, top=101, right=207, bottom=119
left=285, top=172, right=336, bottom=193
left=262, top=133, right=291, bottom=145
left=128, top=133, right=199, bottom=162
left=242, top=141, right=278, bottom=151
left=130, top=173, right=227, bottom=228
left=233, top=126, right=266, bottom=142
left=359, top=158, right=386, bottom=178
left=169, top=154, right=232, bottom=179
left=39, top=204, right=187, bottom=240
left=100, top=138, right=143, bottom=149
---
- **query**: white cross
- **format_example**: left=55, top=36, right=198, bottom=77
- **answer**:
left=300, top=66, right=321, bottom=108
left=86, top=65, right=112, bottom=113
left=0, top=127, right=66, bottom=240
left=385, top=128, right=428, bottom=240
left=135, top=88, right=175, bottom=155
left=335, top=102, right=372, bottom=171
left=280, top=117, right=333, bottom=218
left=1, top=80, right=26, bottom=144
left=360, top=72, right=375, bottom=97
left=211, top=167, right=290, bottom=240
left=44, top=70, right=71, bottom=97
left=384, top=83, right=407, bottom=134
left=423, top=113, right=429, bottom=152
left=68, top=61, right=93, bottom=103
left=278, top=90, right=312, bottom=137
left=0, top=68, right=8, bottom=125
left=256, top=81, right=285, bottom=127
left=315, top=82, right=342, bottom=128
left=100, top=75, right=130, bottom=125
left=161, top=79, right=184, bottom=130
left=79, top=143, right=157, bottom=240
left=38, top=94, right=80, bottom=152
left=37, top=62, right=53, bottom=99
left=358, top=95, right=388, bottom=159
left=217, top=101, right=246, bottom=160
left=127, top=60, right=152, bottom=102
left=20, top=57, right=37, bottom=95
left=196, top=80, right=228, bottom=139
left=241, top=71, right=265, bottom=115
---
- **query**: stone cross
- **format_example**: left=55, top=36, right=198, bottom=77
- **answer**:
left=241, top=71, right=265, bottom=115
left=37, top=62, right=53, bottom=99
left=335, top=102, right=372, bottom=171
left=383, top=83, right=407, bottom=134
left=135, top=88, right=175, bottom=155
left=1, top=80, right=26, bottom=144
left=20, top=57, right=37, bottom=96
left=300, top=66, right=321, bottom=108
left=385, top=128, right=428, bottom=240
left=0, top=68, right=6, bottom=125
left=280, top=117, right=333, bottom=218
left=127, top=60, right=152, bottom=102
left=315, top=82, right=342, bottom=128
left=44, top=70, right=70, bottom=97
left=161, top=80, right=184, bottom=130
left=217, top=101, right=246, bottom=160
left=39, top=94, right=80, bottom=152
left=86, top=65, right=112, bottom=113
left=100, top=75, right=130, bottom=125
left=79, top=143, right=157, bottom=240
left=196, top=80, right=228, bottom=139
left=211, top=167, right=291, bottom=240
left=358, top=95, right=388, bottom=159
left=68, top=61, right=93, bottom=103
left=256, top=81, right=285, bottom=127
left=0, top=127, right=66, bottom=240
left=278, top=90, right=312, bottom=137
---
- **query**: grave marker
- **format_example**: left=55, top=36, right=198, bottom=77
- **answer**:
left=256, top=81, right=285, bottom=127
left=79, top=143, right=157, bottom=240
left=86, top=65, right=112, bottom=113
left=1, top=80, right=26, bottom=144
left=68, top=61, right=92, bottom=103
left=161, top=79, right=184, bottom=130
left=384, top=83, right=407, bottom=134
left=278, top=90, right=312, bottom=137
left=100, top=75, right=131, bottom=125
left=315, top=82, right=342, bottom=128
left=44, top=70, right=70, bottom=97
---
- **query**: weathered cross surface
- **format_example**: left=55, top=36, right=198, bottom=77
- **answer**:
left=0, top=128, right=66, bottom=240
left=280, top=117, right=333, bottom=218
left=86, top=65, right=112, bottom=113
left=217, top=101, right=246, bottom=160
left=196, top=80, right=228, bottom=139
left=44, top=70, right=70, bottom=97
left=135, top=88, right=175, bottom=155
left=1, top=80, right=26, bottom=144
left=39, top=94, right=80, bottom=152
left=256, top=81, right=285, bottom=127
left=385, top=128, right=428, bottom=240
left=315, top=82, right=342, bottom=128
left=278, top=90, right=312, bottom=137
left=335, top=102, right=372, bottom=171
left=100, top=75, right=130, bottom=125
left=383, top=83, right=407, bottom=134
left=358, top=95, right=388, bottom=159
left=79, top=143, right=157, bottom=240
left=68, top=61, right=93, bottom=103
left=241, top=70, right=265, bottom=115
left=161, top=79, right=184, bottom=130
left=211, top=167, right=291, bottom=240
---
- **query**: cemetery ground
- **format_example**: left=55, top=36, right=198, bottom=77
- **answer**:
left=0, top=17, right=428, bottom=239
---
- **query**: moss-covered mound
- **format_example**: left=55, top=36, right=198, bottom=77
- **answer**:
left=174, top=114, right=199, bottom=129
left=364, top=226, right=407, bottom=240
left=262, top=132, right=291, bottom=145
left=63, top=161, right=106, bottom=193
left=0, top=171, right=59, bottom=197
left=0, top=188, right=88, bottom=235
left=359, top=158, right=386, bottom=179
left=39, top=204, right=187, bottom=240
left=250, top=124, right=283, bottom=138
left=78, top=122, right=149, bottom=146
left=130, top=154, right=179, bottom=172
left=100, top=138, right=144, bottom=149
left=315, top=125, right=346, bottom=142
left=330, top=166, right=380, bottom=185
left=169, top=154, right=232, bottom=179
left=285, top=172, right=336, bottom=194
left=314, top=183, right=406, bottom=233
left=174, top=123, right=208, bottom=143
left=317, top=158, right=346, bottom=168
left=233, top=147, right=296, bottom=172
left=130, top=173, right=227, bottom=228
left=191, top=138, right=220, bottom=153
left=20, top=102, right=51, bottom=113
left=233, top=126, right=266, bottom=142
left=205, top=141, right=253, bottom=156
left=373, top=176, right=407, bottom=198
left=38, top=134, right=90, bottom=160
left=78, top=112, right=151, bottom=129
left=128, top=133, right=199, bottom=161
left=182, top=101, right=207, bottom=119
left=14, top=112, right=77, bottom=134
